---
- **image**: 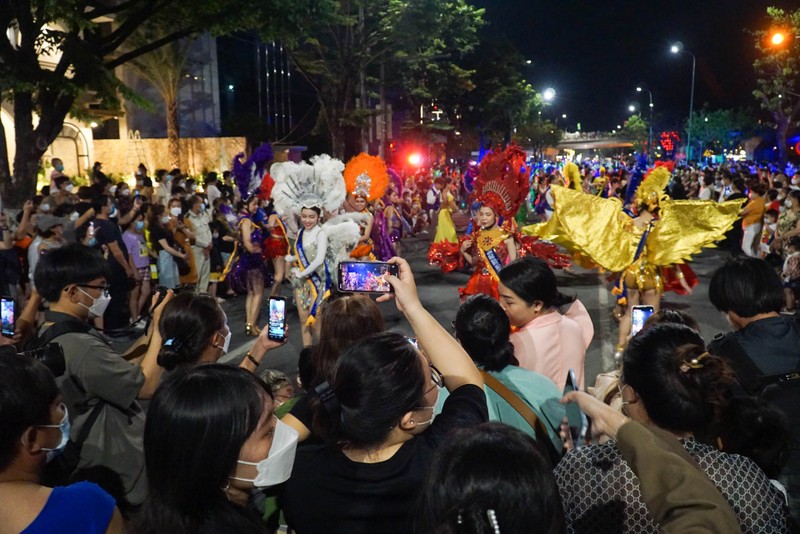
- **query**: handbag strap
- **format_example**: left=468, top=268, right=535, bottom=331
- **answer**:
left=481, top=371, right=561, bottom=463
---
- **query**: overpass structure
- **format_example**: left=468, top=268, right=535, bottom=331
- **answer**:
left=557, top=132, right=634, bottom=150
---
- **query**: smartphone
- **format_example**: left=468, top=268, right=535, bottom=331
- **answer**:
left=337, top=261, right=399, bottom=293
left=631, top=305, right=655, bottom=336
left=563, top=368, right=589, bottom=449
left=1, top=296, right=15, bottom=338
left=268, top=296, right=287, bottom=342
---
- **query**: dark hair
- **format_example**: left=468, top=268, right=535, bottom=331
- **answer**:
left=788, top=236, right=800, bottom=250
left=297, top=347, right=315, bottom=390
left=301, top=206, right=321, bottom=216
left=136, top=365, right=271, bottom=533
left=34, top=243, right=111, bottom=302
left=454, top=294, right=517, bottom=371
left=312, top=332, right=424, bottom=448
left=767, top=189, right=778, bottom=201
left=621, top=324, right=734, bottom=435
left=641, top=308, right=700, bottom=333
left=498, top=256, right=574, bottom=308
left=0, top=354, right=60, bottom=471
left=415, top=422, right=565, bottom=534
left=205, top=172, right=218, bottom=185
left=708, top=256, right=784, bottom=317
left=717, top=396, right=791, bottom=478
left=750, top=182, right=766, bottom=196
left=312, top=294, right=384, bottom=387
left=732, top=177, right=746, bottom=193
left=157, top=293, right=226, bottom=371
left=90, top=194, right=111, bottom=214
left=765, top=208, right=779, bottom=219
left=789, top=189, right=800, bottom=205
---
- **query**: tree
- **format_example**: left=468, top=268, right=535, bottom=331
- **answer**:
left=685, top=106, right=758, bottom=157
left=622, top=114, right=650, bottom=153
left=752, top=6, right=800, bottom=165
left=0, top=0, right=322, bottom=207
left=514, top=119, right=562, bottom=161
left=284, top=0, right=484, bottom=158
left=126, top=25, right=194, bottom=170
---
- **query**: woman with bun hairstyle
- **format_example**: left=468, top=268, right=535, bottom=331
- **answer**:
left=498, top=255, right=593, bottom=388
left=554, top=323, right=789, bottom=533
left=282, top=257, right=487, bottom=534
left=157, top=292, right=285, bottom=374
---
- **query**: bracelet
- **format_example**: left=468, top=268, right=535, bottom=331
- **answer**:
left=246, top=351, right=260, bottom=367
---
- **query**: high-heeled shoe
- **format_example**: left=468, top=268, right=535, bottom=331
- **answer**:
left=251, top=324, right=262, bottom=335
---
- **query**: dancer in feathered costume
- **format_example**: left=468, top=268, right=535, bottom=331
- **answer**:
left=523, top=161, right=745, bottom=356
left=256, top=171, right=291, bottom=297
left=273, top=155, right=359, bottom=347
left=229, top=143, right=275, bottom=336
left=343, top=153, right=389, bottom=260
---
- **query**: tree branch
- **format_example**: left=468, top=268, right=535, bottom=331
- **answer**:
left=84, top=0, right=147, bottom=21
left=105, top=27, right=196, bottom=69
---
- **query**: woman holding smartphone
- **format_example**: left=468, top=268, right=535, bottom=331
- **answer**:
left=282, top=257, right=488, bottom=533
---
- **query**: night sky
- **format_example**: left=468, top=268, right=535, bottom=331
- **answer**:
left=473, top=0, right=798, bottom=132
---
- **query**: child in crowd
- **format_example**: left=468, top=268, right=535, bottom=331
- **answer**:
left=782, top=236, right=800, bottom=314
left=760, top=209, right=779, bottom=258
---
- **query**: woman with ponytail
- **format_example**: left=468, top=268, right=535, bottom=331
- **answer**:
left=554, top=323, right=789, bottom=533
left=498, top=256, right=593, bottom=388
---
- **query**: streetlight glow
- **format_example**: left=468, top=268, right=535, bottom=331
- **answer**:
left=628, top=105, right=636, bottom=113
left=543, top=88, right=556, bottom=102
left=771, top=32, right=785, bottom=46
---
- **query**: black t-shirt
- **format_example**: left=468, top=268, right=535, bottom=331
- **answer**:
left=149, top=225, right=172, bottom=253
left=209, top=219, right=235, bottom=254
left=282, top=384, right=488, bottom=534
left=93, top=218, right=128, bottom=264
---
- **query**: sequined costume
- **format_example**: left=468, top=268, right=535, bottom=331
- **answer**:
left=459, top=227, right=511, bottom=300
left=263, top=215, right=290, bottom=260
left=229, top=215, right=272, bottom=295
left=523, top=179, right=745, bottom=301
left=370, top=209, right=396, bottom=261
left=292, top=226, right=330, bottom=320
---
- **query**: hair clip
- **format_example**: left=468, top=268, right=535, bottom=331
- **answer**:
left=314, top=381, right=341, bottom=413
left=487, top=509, right=500, bottom=534
left=680, top=351, right=709, bottom=373
left=164, top=338, right=176, bottom=347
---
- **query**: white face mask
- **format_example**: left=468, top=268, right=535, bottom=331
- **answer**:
left=65, top=184, right=74, bottom=193
left=121, top=189, right=130, bottom=197
left=414, top=387, right=441, bottom=427
left=230, top=418, right=298, bottom=488
left=215, top=327, right=232, bottom=354
left=161, top=216, right=171, bottom=225
left=170, top=207, right=182, bottom=217
left=37, top=404, right=70, bottom=463
left=786, top=200, right=793, bottom=209
left=40, top=203, right=50, bottom=213
left=78, top=287, right=111, bottom=317
left=109, top=185, right=117, bottom=195
left=69, top=211, right=79, bottom=222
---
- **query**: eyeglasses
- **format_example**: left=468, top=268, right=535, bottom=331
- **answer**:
left=428, top=361, right=444, bottom=389
left=78, top=284, right=110, bottom=296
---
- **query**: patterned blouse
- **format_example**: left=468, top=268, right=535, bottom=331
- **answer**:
left=554, top=438, right=789, bottom=533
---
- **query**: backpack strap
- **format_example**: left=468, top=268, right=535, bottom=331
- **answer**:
left=36, top=318, right=94, bottom=347
left=481, top=371, right=561, bottom=464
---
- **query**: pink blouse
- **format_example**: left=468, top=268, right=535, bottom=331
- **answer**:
left=510, top=299, right=594, bottom=389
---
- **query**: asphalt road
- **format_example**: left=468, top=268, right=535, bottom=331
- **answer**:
left=218, top=234, right=733, bottom=389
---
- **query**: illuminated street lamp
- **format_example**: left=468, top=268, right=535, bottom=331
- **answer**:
left=542, top=87, right=556, bottom=102
left=670, top=41, right=696, bottom=162
left=628, top=104, right=637, bottom=113
left=636, top=86, right=654, bottom=158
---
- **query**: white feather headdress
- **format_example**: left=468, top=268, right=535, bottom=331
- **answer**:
left=271, top=154, right=346, bottom=216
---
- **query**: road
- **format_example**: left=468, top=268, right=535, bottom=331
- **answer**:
left=218, top=234, right=733, bottom=389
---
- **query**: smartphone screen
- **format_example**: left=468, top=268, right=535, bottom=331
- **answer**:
left=631, top=305, right=655, bottom=336
left=1, top=297, right=15, bottom=338
left=338, top=261, right=398, bottom=293
left=563, top=368, right=588, bottom=449
left=268, top=297, right=287, bottom=342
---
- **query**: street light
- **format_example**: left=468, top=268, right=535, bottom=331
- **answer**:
left=628, top=104, right=637, bottom=113
left=670, top=41, right=696, bottom=162
left=636, top=86, right=654, bottom=158
left=542, top=87, right=556, bottom=102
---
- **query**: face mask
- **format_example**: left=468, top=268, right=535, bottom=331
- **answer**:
left=189, top=184, right=197, bottom=192
left=65, top=184, right=74, bottom=193
left=78, top=287, right=111, bottom=317
left=414, top=387, right=441, bottom=427
left=161, top=216, right=171, bottom=224
left=170, top=207, right=182, bottom=217
left=165, top=174, right=173, bottom=182
left=768, top=223, right=777, bottom=232
left=137, top=180, right=144, bottom=186
left=69, top=211, right=79, bottom=222
left=109, top=185, right=117, bottom=195
left=55, top=164, right=64, bottom=172
left=786, top=200, right=793, bottom=209
left=37, top=404, right=70, bottom=462
left=88, top=237, right=97, bottom=247
left=230, top=419, right=298, bottom=488
left=134, top=221, right=145, bottom=232
left=778, top=194, right=786, bottom=201
left=109, top=205, right=118, bottom=218
left=121, top=189, right=130, bottom=197
left=178, top=181, right=186, bottom=188
left=40, top=203, right=50, bottom=213
left=214, top=327, right=232, bottom=354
